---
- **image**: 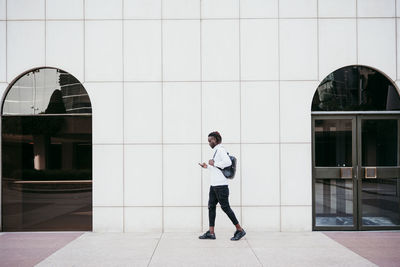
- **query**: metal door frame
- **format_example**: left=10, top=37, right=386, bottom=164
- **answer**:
left=312, top=115, right=358, bottom=231
left=312, top=113, right=400, bottom=231
left=356, top=114, right=400, bottom=231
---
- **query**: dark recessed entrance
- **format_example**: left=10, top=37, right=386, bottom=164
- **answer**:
left=311, top=65, right=400, bottom=230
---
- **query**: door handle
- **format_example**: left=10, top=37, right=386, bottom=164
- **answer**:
left=365, top=167, right=377, bottom=179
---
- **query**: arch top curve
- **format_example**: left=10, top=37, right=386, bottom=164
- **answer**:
left=311, top=65, right=400, bottom=112
left=2, top=67, right=91, bottom=116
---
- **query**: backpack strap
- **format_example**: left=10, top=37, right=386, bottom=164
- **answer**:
left=212, top=149, right=218, bottom=159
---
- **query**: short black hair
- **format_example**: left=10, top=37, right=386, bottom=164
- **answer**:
left=208, top=131, right=222, bottom=144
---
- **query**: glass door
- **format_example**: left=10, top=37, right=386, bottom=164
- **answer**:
left=358, top=115, right=400, bottom=230
left=312, top=116, right=357, bottom=230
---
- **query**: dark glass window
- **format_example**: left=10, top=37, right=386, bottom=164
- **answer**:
left=315, top=119, right=352, bottom=167
left=362, top=119, right=398, bottom=167
left=312, top=66, right=400, bottom=112
left=2, top=68, right=92, bottom=231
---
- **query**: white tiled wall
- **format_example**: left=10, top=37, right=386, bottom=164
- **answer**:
left=202, top=82, right=240, bottom=143
left=280, top=19, right=318, bottom=80
left=46, top=21, right=84, bottom=81
left=46, top=0, right=83, bottom=19
left=240, top=19, right=279, bottom=80
left=124, top=0, right=161, bottom=19
left=279, top=0, right=317, bottom=18
left=124, top=20, right=161, bottom=81
left=202, top=20, right=239, bottom=81
left=0, top=22, right=5, bottom=82
left=242, top=144, right=280, bottom=206
left=124, top=82, right=162, bottom=143
left=85, top=21, right=123, bottom=81
left=0, top=0, right=6, bottom=20
left=358, top=18, right=396, bottom=80
left=240, top=0, right=278, bottom=18
left=125, top=207, right=163, bottom=232
left=162, top=20, right=200, bottom=81
left=318, top=19, right=357, bottom=80
left=7, top=21, right=45, bottom=82
left=124, top=145, right=163, bottom=206
left=318, top=0, right=356, bottom=17
left=2, top=0, right=399, bottom=233
left=357, top=0, right=395, bottom=17
left=7, top=0, right=45, bottom=20
left=163, top=82, right=201, bottom=143
left=93, top=145, right=124, bottom=206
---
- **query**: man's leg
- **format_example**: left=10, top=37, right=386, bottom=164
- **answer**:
left=216, top=186, right=243, bottom=231
left=208, top=186, right=218, bottom=234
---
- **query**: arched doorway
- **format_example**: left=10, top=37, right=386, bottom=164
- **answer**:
left=1, top=67, right=92, bottom=231
left=312, top=65, right=400, bottom=230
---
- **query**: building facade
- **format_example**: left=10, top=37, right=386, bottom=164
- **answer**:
left=1, top=0, right=400, bottom=232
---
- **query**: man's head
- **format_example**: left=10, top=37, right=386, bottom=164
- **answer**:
left=208, top=131, right=222, bottom=149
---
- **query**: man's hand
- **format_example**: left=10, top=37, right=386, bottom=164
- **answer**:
left=208, top=159, right=215, bottom=166
left=199, top=163, right=208, bottom=168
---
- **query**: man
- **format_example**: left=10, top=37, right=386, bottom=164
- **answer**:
left=198, top=131, right=246, bottom=241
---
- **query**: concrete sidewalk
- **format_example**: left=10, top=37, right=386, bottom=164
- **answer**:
left=1, top=231, right=399, bottom=267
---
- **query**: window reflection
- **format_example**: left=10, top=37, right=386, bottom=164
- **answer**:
left=315, top=179, right=354, bottom=226
left=2, top=68, right=92, bottom=231
left=3, top=68, right=91, bottom=115
left=312, top=66, right=400, bottom=112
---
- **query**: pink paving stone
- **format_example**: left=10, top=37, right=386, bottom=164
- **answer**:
left=0, top=232, right=84, bottom=267
left=323, top=231, right=400, bottom=267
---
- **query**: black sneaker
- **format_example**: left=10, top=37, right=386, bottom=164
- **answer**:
left=199, top=230, right=216, bottom=240
left=231, top=229, right=246, bottom=241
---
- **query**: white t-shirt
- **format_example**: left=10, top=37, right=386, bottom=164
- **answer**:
left=207, top=144, right=232, bottom=186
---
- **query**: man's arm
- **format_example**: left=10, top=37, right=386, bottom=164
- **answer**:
left=213, top=148, right=232, bottom=169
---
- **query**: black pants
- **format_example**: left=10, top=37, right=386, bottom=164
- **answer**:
left=208, top=185, right=239, bottom=227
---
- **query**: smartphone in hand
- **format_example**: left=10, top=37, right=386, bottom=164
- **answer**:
left=198, top=163, right=207, bottom=168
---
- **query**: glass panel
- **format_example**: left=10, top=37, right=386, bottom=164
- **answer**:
left=362, top=119, right=398, bottom=166
left=361, top=178, right=400, bottom=226
left=2, top=116, right=92, bottom=231
left=2, top=68, right=91, bottom=115
left=315, top=119, right=352, bottom=167
left=312, top=66, right=400, bottom=112
left=2, top=71, right=35, bottom=115
left=315, top=179, right=354, bottom=226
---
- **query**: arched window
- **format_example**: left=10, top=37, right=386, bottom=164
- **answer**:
left=1, top=68, right=92, bottom=231
left=312, top=65, right=400, bottom=112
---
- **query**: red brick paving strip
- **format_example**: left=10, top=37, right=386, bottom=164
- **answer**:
left=323, top=231, right=400, bottom=267
left=0, top=232, right=84, bottom=267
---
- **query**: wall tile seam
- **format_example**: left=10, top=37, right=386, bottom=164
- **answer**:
left=160, top=0, right=164, bottom=233
left=4, top=0, right=7, bottom=87
left=277, top=0, right=281, bottom=232
left=7, top=16, right=400, bottom=22
left=121, top=0, right=125, bottom=232
left=44, top=0, right=46, bottom=66
left=93, top=205, right=312, bottom=208
left=356, top=0, right=359, bottom=65
left=317, top=0, right=320, bottom=81
left=0, top=0, right=5, bottom=232
left=92, top=142, right=313, bottom=145
left=396, top=0, right=398, bottom=80
left=83, top=0, right=85, bottom=83
left=199, top=0, right=203, bottom=233
left=238, top=0, right=243, bottom=226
